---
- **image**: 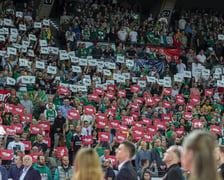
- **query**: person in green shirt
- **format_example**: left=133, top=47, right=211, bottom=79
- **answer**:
left=44, top=102, right=57, bottom=123
left=83, top=94, right=97, bottom=108
left=33, top=155, right=52, bottom=180
left=96, top=25, right=106, bottom=40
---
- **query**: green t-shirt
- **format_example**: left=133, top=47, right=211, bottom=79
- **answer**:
left=96, top=147, right=105, bottom=157
left=96, top=29, right=105, bottom=40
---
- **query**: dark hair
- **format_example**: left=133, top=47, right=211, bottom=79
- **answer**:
left=121, top=141, right=136, bottom=159
left=141, top=158, right=148, bottom=166
left=37, top=155, right=45, bottom=160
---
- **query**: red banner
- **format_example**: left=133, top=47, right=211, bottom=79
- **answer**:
left=0, top=90, right=11, bottom=104
left=67, top=110, right=80, bottom=119
left=142, top=118, right=152, bottom=125
left=21, top=114, right=32, bottom=123
left=82, top=135, right=93, bottom=145
left=145, top=97, right=154, bottom=106
left=162, top=114, right=172, bottom=121
left=143, top=133, right=153, bottom=142
left=183, top=112, right=193, bottom=120
left=130, top=112, right=139, bottom=121
left=58, top=87, right=69, bottom=95
left=105, top=93, right=115, bottom=99
left=129, top=103, right=139, bottom=111
left=99, top=132, right=110, bottom=142
left=146, top=126, right=157, bottom=135
left=132, top=128, right=144, bottom=140
left=21, top=141, right=31, bottom=151
left=107, top=85, right=116, bottom=92
left=13, top=106, right=25, bottom=116
left=3, top=125, right=16, bottom=136
left=175, top=128, right=185, bottom=137
left=163, top=101, right=171, bottom=108
left=97, top=119, right=107, bottom=128
left=96, top=113, right=107, bottom=121
left=135, top=97, right=144, bottom=105
left=109, top=120, right=120, bottom=129
left=175, top=94, right=185, bottom=104
left=117, top=90, right=126, bottom=97
left=0, top=149, right=13, bottom=160
left=11, top=124, right=23, bottom=133
left=105, top=155, right=117, bottom=165
left=205, top=89, right=213, bottom=96
left=118, top=125, right=129, bottom=132
left=90, top=94, right=99, bottom=101
left=43, top=137, right=51, bottom=147
left=191, top=95, right=200, bottom=105
left=131, top=85, right=140, bottom=92
left=192, top=120, right=203, bottom=129
left=57, top=147, right=68, bottom=158
left=39, top=121, right=50, bottom=131
left=186, top=103, right=193, bottom=111
left=145, top=46, right=183, bottom=63
left=30, top=125, right=42, bottom=134
left=122, top=116, right=134, bottom=125
left=135, top=122, right=143, bottom=129
left=163, top=88, right=172, bottom=96
left=116, top=133, right=127, bottom=142
left=210, top=126, right=221, bottom=134
left=84, top=106, right=95, bottom=114
left=30, top=153, right=44, bottom=163
left=156, top=122, right=166, bottom=130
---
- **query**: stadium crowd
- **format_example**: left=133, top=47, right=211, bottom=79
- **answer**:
left=0, top=0, right=223, bottom=180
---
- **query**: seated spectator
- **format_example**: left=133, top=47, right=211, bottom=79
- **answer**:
left=91, top=42, right=103, bottom=59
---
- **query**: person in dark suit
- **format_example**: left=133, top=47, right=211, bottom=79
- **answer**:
left=19, top=155, right=41, bottom=180
left=115, top=140, right=138, bottom=180
left=162, top=145, right=183, bottom=180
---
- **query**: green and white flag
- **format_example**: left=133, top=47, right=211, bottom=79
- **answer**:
left=70, top=56, right=79, bottom=63
left=157, top=79, right=164, bottom=85
left=79, top=58, right=87, bottom=66
left=47, top=66, right=57, bottom=74
left=16, top=11, right=23, bottom=18
left=88, top=59, right=97, bottom=66
left=42, top=19, right=50, bottom=26
left=126, top=59, right=134, bottom=67
left=72, top=66, right=82, bottom=73
left=10, top=28, right=18, bottom=35
left=138, top=80, right=146, bottom=88
left=4, top=18, right=12, bottom=26
left=69, top=84, right=78, bottom=92
left=116, top=56, right=124, bottom=63
left=106, top=80, right=115, bottom=85
left=0, top=51, right=6, bottom=57
left=122, top=73, right=130, bottom=80
left=0, top=35, right=5, bottom=42
left=22, top=40, right=30, bottom=47
left=108, top=62, right=116, bottom=70
left=19, top=58, right=28, bottom=67
left=10, top=34, right=17, bottom=42
left=184, top=71, right=191, bottom=78
left=29, top=34, right=37, bottom=41
left=35, top=61, right=45, bottom=69
left=39, top=40, right=47, bottom=47
left=13, top=43, right=21, bottom=49
left=41, top=47, right=49, bottom=54
left=217, top=80, right=224, bottom=87
left=6, top=77, right=16, bottom=85
left=7, top=47, right=17, bottom=55
left=103, top=69, right=112, bottom=76
left=34, top=22, right=42, bottom=29
left=147, top=76, right=156, bottom=83
left=19, top=24, right=26, bottom=31
left=78, top=86, right=87, bottom=92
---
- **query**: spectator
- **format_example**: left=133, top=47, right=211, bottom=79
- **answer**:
left=103, top=159, right=115, bottom=180
left=91, top=42, right=103, bottom=59
left=7, top=134, right=25, bottom=157
left=54, top=156, right=73, bottom=180
left=32, top=133, right=49, bottom=153
left=8, top=156, right=24, bottom=180
left=137, top=159, right=158, bottom=180
left=20, top=93, right=33, bottom=114
left=60, top=99, right=72, bottom=119
left=33, top=155, right=52, bottom=180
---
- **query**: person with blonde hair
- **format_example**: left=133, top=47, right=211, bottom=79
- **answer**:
left=181, top=130, right=220, bottom=180
left=73, top=148, right=103, bottom=180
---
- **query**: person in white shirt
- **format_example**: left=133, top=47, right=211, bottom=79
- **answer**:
left=196, top=49, right=207, bottom=64
left=117, top=26, right=128, bottom=42
left=177, top=58, right=186, bottom=74
left=81, top=120, right=95, bottom=136
left=129, top=27, right=138, bottom=43
left=7, top=134, right=25, bottom=157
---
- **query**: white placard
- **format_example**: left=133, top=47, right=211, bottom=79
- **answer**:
left=88, top=59, right=97, bottom=66
left=16, top=11, right=23, bottom=18
left=97, top=61, right=104, bottom=67
left=108, top=62, right=116, bottom=69
left=60, top=52, right=69, bottom=60
left=70, top=56, right=79, bottom=63
left=202, top=69, right=210, bottom=76
left=138, top=80, right=146, bottom=88
left=34, top=22, right=42, bottom=29
left=217, top=80, right=224, bottom=87
left=21, top=46, right=27, bottom=53
left=174, top=74, right=183, bottom=82
left=218, top=34, right=224, bottom=40
left=41, top=47, right=49, bottom=54
left=10, top=28, right=18, bottom=35
left=29, top=34, right=37, bottom=41
left=50, top=47, right=59, bottom=55
left=122, top=73, right=130, bottom=80
left=83, top=78, right=91, bottom=86
left=132, top=77, right=138, bottom=83
left=22, top=76, right=35, bottom=84
left=68, top=51, right=75, bottom=57
left=47, top=66, right=57, bottom=74
left=106, top=80, right=115, bottom=85
left=19, top=24, right=26, bottom=31
left=157, top=79, right=164, bottom=85
left=126, top=59, right=134, bottom=67
left=43, top=19, right=50, bottom=26
left=7, top=47, right=17, bottom=55
left=10, top=34, right=17, bottom=42
left=6, top=77, right=16, bottom=85
left=164, top=77, right=171, bottom=87
left=213, top=73, right=220, bottom=79
left=147, top=76, right=155, bottom=83
left=116, top=56, right=124, bottom=63
left=28, top=49, right=34, bottom=57
left=103, top=69, right=112, bottom=76
left=0, top=35, right=5, bottom=42
left=78, top=86, right=87, bottom=92
left=4, top=18, right=12, bottom=26
left=69, top=84, right=78, bottom=92
left=0, top=51, right=6, bottom=57
left=116, top=74, right=125, bottom=83
left=22, top=40, right=30, bottom=47
left=72, top=66, right=82, bottom=73
left=12, top=43, right=21, bottom=49
left=215, top=68, right=222, bottom=75
left=19, top=58, right=28, bottom=67
left=39, top=40, right=47, bottom=47
left=35, top=61, right=45, bottom=69
left=3, top=28, right=9, bottom=35
left=79, top=58, right=87, bottom=66
left=184, top=71, right=191, bottom=78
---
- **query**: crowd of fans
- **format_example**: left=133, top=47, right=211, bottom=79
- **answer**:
left=0, top=0, right=223, bottom=180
